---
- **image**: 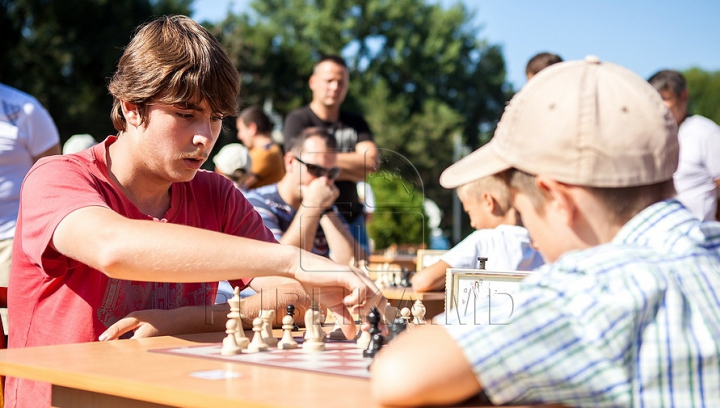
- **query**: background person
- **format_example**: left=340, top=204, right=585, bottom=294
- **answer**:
left=411, top=175, right=544, bottom=293
left=283, top=55, right=379, bottom=255
left=525, top=51, right=563, bottom=81
left=246, top=126, right=364, bottom=266
left=0, top=82, right=60, bottom=339
left=235, top=105, right=285, bottom=189
left=648, top=69, right=720, bottom=221
left=213, top=142, right=253, bottom=191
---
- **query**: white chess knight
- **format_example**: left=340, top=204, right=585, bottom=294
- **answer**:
left=260, top=310, right=278, bottom=347
left=302, top=309, right=326, bottom=352
left=277, top=315, right=298, bottom=349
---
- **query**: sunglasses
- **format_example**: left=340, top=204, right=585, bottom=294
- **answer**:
left=293, top=156, right=341, bottom=180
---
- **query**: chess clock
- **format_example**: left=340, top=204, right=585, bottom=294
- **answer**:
left=444, top=268, right=530, bottom=325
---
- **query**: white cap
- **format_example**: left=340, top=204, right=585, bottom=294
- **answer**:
left=440, top=56, right=678, bottom=189
left=63, top=134, right=97, bottom=155
left=213, top=143, right=251, bottom=175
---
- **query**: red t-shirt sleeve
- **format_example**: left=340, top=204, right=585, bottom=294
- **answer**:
left=19, top=156, right=111, bottom=273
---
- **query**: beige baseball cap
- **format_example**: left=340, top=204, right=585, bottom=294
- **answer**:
left=440, top=56, right=679, bottom=189
left=213, top=143, right=252, bottom=176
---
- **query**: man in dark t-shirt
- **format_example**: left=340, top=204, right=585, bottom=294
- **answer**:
left=283, top=55, right=378, bottom=254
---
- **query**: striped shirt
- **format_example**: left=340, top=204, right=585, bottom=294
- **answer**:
left=444, top=199, right=720, bottom=407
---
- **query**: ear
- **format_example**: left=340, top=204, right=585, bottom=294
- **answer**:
left=481, top=191, right=496, bottom=212
left=120, top=100, right=142, bottom=127
left=283, top=152, right=295, bottom=172
left=535, top=175, right=577, bottom=226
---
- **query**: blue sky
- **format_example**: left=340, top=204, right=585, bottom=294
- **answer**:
left=192, top=0, right=720, bottom=90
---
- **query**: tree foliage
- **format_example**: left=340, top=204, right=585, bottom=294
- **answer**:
left=209, top=0, right=509, bottom=244
left=0, top=0, right=192, bottom=142
left=685, top=67, right=720, bottom=125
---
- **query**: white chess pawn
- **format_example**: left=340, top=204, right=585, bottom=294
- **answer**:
left=221, top=318, right=242, bottom=355
left=260, top=310, right=278, bottom=347
left=400, top=307, right=412, bottom=327
left=411, top=300, right=426, bottom=325
left=247, top=317, right=269, bottom=353
left=277, top=315, right=298, bottom=349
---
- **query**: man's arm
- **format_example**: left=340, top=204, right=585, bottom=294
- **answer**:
left=53, top=206, right=382, bottom=339
left=411, top=260, right=452, bottom=292
left=32, top=143, right=61, bottom=162
left=320, top=210, right=366, bottom=264
left=371, top=324, right=482, bottom=406
left=336, top=140, right=379, bottom=182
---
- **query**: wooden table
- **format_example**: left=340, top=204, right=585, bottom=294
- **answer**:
left=0, top=331, right=566, bottom=408
left=367, top=254, right=417, bottom=271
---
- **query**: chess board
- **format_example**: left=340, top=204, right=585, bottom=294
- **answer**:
left=152, top=338, right=371, bottom=379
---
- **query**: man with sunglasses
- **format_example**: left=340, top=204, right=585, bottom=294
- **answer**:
left=246, top=127, right=364, bottom=265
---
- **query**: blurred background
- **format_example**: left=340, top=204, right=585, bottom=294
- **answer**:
left=3, top=0, right=719, bottom=251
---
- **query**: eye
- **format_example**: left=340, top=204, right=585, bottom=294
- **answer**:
left=176, top=112, right=193, bottom=119
left=211, top=115, right=223, bottom=123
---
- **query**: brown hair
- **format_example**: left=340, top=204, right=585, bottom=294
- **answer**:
left=238, top=105, right=273, bottom=134
left=501, top=168, right=675, bottom=223
left=288, top=126, right=338, bottom=154
left=525, top=52, right=563, bottom=78
left=108, top=15, right=240, bottom=131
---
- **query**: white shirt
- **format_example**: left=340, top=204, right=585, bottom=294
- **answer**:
left=673, top=115, right=720, bottom=221
left=441, top=225, right=544, bottom=271
left=0, top=83, right=60, bottom=239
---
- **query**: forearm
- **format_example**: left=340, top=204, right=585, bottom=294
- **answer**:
left=54, top=206, right=304, bottom=283
left=336, top=142, right=379, bottom=182
left=320, top=212, right=366, bottom=264
left=411, top=261, right=451, bottom=292
left=278, top=206, right=323, bottom=252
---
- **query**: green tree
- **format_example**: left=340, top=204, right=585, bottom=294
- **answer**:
left=684, top=67, right=720, bottom=125
left=0, top=0, right=192, bottom=144
left=210, top=0, right=509, bottom=246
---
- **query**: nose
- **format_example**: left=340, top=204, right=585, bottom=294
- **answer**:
left=193, top=119, right=219, bottom=148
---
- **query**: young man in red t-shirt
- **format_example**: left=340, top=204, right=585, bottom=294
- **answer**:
left=6, top=15, right=381, bottom=407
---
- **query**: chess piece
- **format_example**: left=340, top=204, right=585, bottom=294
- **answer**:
left=277, top=315, right=298, bottom=349
left=356, top=329, right=372, bottom=350
left=400, top=307, right=412, bottom=327
left=399, top=268, right=412, bottom=287
left=221, top=318, right=242, bottom=355
left=302, top=309, right=326, bottom=352
left=260, top=310, right=278, bottom=347
left=411, top=300, right=426, bottom=325
left=228, top=286, right=249, bottom=349
left=287, top=304, right=299, bottom=331
left=363, top=306, right=385, bottom=358
left=247, top=317, right=269, bottom=352
left=477, top=257, right=488, bottom=269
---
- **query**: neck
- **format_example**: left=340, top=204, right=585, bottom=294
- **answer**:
left=309, top=101, right=339, bottom=122
left=276, top=176, right=302, bottom=209
left=108, top=134, right=172, bottom=219
left=253, top=134, right=273, bottom=148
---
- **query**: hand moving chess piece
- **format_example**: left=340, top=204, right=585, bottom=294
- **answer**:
left=247, top=317, right=270, bottom=352
left=260, top=309, right=278, bottom=347
left=363, top=306, right=385, bottom=358
left=302, top=308, right=326, bottom=352
left=277, top=315, right=298, bottom=349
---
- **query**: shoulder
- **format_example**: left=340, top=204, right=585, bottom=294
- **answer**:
left=681, top=115, right=720, bottom=136
left=285, top=106, right=313, bottom=121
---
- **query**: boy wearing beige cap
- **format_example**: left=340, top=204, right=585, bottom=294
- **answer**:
left=371, top=56, right=720, bottom=406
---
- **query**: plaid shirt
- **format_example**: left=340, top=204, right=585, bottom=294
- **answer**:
left=445, top=199, right=720, bottom=407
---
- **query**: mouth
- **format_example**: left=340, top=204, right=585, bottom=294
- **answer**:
left=182, top=157, right=205, bottom=170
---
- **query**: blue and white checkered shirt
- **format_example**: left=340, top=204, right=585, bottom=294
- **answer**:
left=444, top=199, right=720, bottom=406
